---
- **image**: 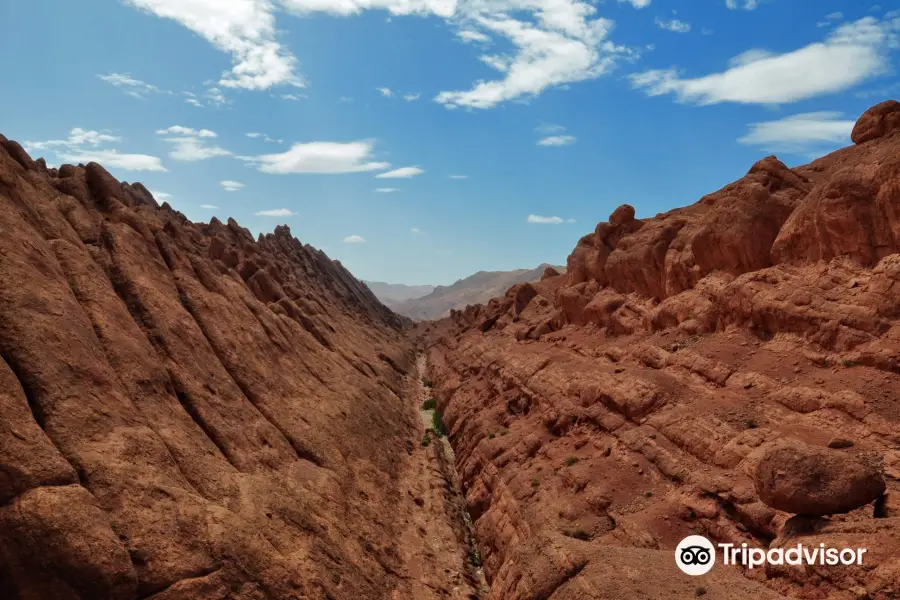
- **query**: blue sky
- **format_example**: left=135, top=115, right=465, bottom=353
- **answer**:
left=1, top=0, right=898, bottom=285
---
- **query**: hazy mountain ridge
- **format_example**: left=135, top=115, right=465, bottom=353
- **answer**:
left=362, top=280, right=436, bottom=305
left=386, top=264, right=565, bottom=321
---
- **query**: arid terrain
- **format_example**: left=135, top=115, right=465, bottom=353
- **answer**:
left=385, top=264, right=565, bottom=321
left=421, top=100, right=900, bottom=599
left=0, top=134, right=482, bottom=599
left=2, top=99, right=900, bottom=600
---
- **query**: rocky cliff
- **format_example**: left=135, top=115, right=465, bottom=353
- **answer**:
left=0, top=136, right=482, bottom=599
left=423, top=100, right=900, bottom=599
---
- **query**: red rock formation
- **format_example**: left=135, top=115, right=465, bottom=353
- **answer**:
left=425, top=101, right=900, bottom=599
left=0, top=140, right=488, bottom=600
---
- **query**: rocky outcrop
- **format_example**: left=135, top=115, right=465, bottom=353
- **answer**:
left=427, top=101, right=900, bottom=599
left=851, top=99, right=900, bottom=145
left=753, top=439, right=885, bottom=515
left=0, top=139, right=468, bottom=600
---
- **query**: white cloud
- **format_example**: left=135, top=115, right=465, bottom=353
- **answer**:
left=725, top=0, right=758, bottom=9
left=376, top=166, right=424, bottom=179
left=282, top=93, right=305, bottom=100
left=478, top=54, right=510, bottom=72
left=435, top=12, right=634, bottom=109
left=377, top=87, right=393, bottom=97
left=150, top=190, right=172, bottom=200
left=536, top=123, right=566, bottom=134
left=123, top=0, right=639, bottom=110
left=411, top=227, right=424, bottom=234
left=206, top=87, right=229, bottom=106
left=340, top=96, right=354, bottom=102
left=375, top=187, right=400, bottom=192
left=185, top=98, right=204, bottom=107
left=655, top=17, right=690, bottom=33
left=123, top=0, right=302, bottom=90
left=162, top=137, right=232, bottom=161
left=97, top=72, right=168, bottom=98
left=728, top=48, right=774, bottom=67
left=618, top=0, right=651, bottom=7
left=403, top=92, right=422, bottom=101
left=343, top=235, right=366, bottom=243
left=630, top=16, right=900, bottom=105
left=457, top=29, right=491, bottom=43
left=527, top=214, right=564, bottom=224
left=243, top=140, right=391, bottom=174
left=246, top=132, right=283, bottom=143
left=256, top=208, right=294, bottom=216
left=24, top=128, right=166, bottom=172
left=156, top=126, right=217, bottom=137
left=566, top=218, right=577, bottom=223
left=449, top=174, right=468, bottom=179
left=826, top=12, right=844, bottom=20
left=737, top=111, right=855, bottom=153
left=537, top=134, right=576, bottom=146
left=201, top=204, right=220, bottom=209
left=221, top=180, right=246, bottom=191
left=156, top=126, right=230, bottom=161
left=58, top=149, right=167, bottom=172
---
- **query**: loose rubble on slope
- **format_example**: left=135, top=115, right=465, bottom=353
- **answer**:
left=422, top=101, right=900, bottom=599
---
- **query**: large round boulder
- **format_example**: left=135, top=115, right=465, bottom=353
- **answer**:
left=851, top=100, right=900, bottom=145
left=754, top=439, right=885, bottom=516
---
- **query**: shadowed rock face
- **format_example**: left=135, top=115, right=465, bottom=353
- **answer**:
left=0, top=139, right=437, bottom=599
left=423, top=101, right=900, bottom=599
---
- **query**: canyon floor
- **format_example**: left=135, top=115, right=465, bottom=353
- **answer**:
left=3, top=100, right=900, bottom=600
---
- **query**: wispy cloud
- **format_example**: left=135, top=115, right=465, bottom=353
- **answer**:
left=527, top=214, right=564, bottom=224
left=537, top=135, right=576, bottom=146
left=630, top=16, right=899, bottom=105
left=448, top=174, right=468, bottom=179
left=155, top=126, right=231, bottom=161
left=256, top=208, right=294, bottom=216
left=377, top=87, right=393, bottom=97
left=242, top=140, right=391, bottom=174
left=97, top=72, right=170, bottom=98
left=150, top=190, right=172, bottom=200
left=738, top=111, right=855, bottom=154
left=655, top=17, right=691, bottom=33
left=246, top=132, right=283, bottom=143
left=375, top=166, right=424, bottom=179
left=122, top=0, right=641, bottom=111
left=221, top=180, right=245, bottom=191
left=201, top=204, right=219, bottom=209
left=403, top=92, right=421, bottom=101
left=156, top=126, right=217, bottom=137
left=24, top=128, right=166, bottom=172
left=122, top=0, right=303, bottom=90
left=343, top=235, right=367, bottom=243
left=411, top=227, right=424, bottom=234
left=725, top=0, right=759, bottom=10
left=375, top=188, right=400, bottom=193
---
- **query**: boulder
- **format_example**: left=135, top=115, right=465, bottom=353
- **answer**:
left=851, top=99, right=900, bottom=145
left=753, top=439, right=885, bottom=515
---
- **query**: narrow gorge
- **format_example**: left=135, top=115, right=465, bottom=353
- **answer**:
left=3, top=99, right=900, bottom=600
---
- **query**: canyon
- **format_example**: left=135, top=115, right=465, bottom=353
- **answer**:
left=1, top=99, right=900, bottom=600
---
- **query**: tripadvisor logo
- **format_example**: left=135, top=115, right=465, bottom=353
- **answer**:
left=675, top=535, right=868, bottom=576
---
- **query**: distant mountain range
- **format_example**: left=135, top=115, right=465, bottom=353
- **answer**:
left=366, top=264, right=565, bottom=321
left=362, top=281, right=436, bottom=304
